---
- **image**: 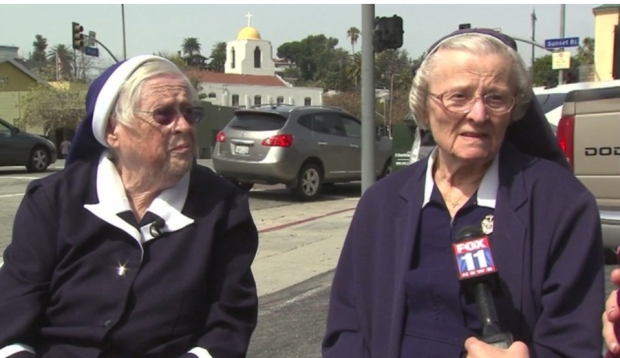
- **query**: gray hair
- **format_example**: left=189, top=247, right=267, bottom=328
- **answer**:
left=408, top=33, right=532, bottom=129
left=111, top=59, right=198, bottom=127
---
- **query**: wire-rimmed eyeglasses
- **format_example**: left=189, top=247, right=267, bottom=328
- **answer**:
left=134, top=105, right=205, bottom=125
left=430, top=91, right=516, bottom=115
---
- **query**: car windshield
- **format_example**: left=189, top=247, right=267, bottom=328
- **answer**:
left=228, top=112, right=288, bottom=131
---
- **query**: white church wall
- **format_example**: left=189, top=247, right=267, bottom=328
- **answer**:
left=200, top=83, right=323, bottom=108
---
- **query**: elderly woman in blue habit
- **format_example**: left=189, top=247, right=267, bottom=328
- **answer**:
left=0, top=55, right=259, bottom=357
left=322, top=29, right=604, bottom=358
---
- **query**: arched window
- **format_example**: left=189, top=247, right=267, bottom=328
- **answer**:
left=304, top=97, right=312, bottom=106
left=231, top=47, right=236, bottom=69
left=232, top=94, right=240, bottom=107
left=277, top=96, right=284, bottom=104
left=254, top=95, right=262, bottom=106
left=254, top=47, right=261, bottom=68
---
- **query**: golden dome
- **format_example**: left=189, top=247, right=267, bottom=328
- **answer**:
left=237, top=26, right=261, bottom=40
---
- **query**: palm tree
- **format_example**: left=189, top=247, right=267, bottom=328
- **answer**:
left=577, top=37, right=595, bottom=65
left=347, top=27, right=361, bottom=54
left=182, top=37, right=201, bottom=56
left=47, top=44, right=75, bottom=81
left=208, top=42, right=227, bottom=72
left=346, top=52, right=380, bottom=87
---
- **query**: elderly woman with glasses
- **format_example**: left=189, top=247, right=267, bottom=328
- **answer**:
left=0, top=55, right=259, bottom=358
left=322, top=29, right=604, bottom=358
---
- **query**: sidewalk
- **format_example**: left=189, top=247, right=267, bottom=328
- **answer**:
left=251, top=198, right=358, bottom=297
left=0, top=190, right=359, bottom=297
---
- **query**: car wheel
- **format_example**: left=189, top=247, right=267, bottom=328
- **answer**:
left=292, top=163, right=323, bottom=201
left=236, top=182, right=254, bottom=191
left=26, top=146, right=50, bottom=173
left=605, top=248, right=618, bottom=265
left=378, top=159, right=392, bottom=180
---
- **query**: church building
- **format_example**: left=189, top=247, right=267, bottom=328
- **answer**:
left=185, top=14, right=323, bottom=108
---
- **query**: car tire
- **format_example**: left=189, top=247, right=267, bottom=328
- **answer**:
left=605, top=248, right=618, bottom=265
left=378, top=159, right=392, bottom=180
left=236, top=182, right=254, bottom=192
left=26, top=146, right=50, bottom=173
left=292, top=162, right=323, bottom=201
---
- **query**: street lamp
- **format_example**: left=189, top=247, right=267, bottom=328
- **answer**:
left=121, top=4, right=127, bottom=60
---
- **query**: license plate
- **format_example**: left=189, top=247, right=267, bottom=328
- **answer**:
left=235, top=145, right=249, bottom=155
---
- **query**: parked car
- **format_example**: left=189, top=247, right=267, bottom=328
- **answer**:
left=534, top=79, right=620, bottom=131
left=0, top=117, right=57, bottom=172
left=554, top=83, right=620, bottom=263
left=212, top=105, right=393, bottom=201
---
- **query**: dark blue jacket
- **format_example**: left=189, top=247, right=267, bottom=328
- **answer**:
left=0, top=159, right=258, bottom=358
left=322, top=141, right=604, bottom=358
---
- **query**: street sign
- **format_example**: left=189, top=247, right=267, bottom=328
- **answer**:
left=552, top=51, right=571, bottom=70
left=87, top=31, right=97, bottom=47
left=84, top=46, right=99, bottom=57
left=544, top=37, right=580, bottom=49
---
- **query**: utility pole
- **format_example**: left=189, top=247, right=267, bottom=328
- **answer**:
left=122, top=4, right=127, bottom=60
left=558, top=4, right=566, bottom=85
left=531, top=7, right=537, bottom=81
left=361, top=4, right=376, bottom=194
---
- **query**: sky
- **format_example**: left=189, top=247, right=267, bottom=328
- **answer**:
left=0, top=4, right=600, bottom=70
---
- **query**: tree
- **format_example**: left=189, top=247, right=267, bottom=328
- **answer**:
left=154, top=51, right=185, bottom=68
left=375, top=49, right=413, bottom=88
left=347, top=27, right=360, bottom=53
left=22, top=83, right=86, bottom=132
left=531, top=54, right=581, bottom=86
left=182, top=37, right=201, bottom=56
left=73, top=53, right=104, bottom=83
left=30, top=35, right=48, bottom=64
left=47, top=44, right=75, bottom=81
left=277, top=34, right=340, bottom=83
left=576, top=37, right=595, bottom=65
left=208, top=42, right=226, bottom=72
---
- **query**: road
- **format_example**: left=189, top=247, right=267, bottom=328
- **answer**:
left=0, top=159, right=361, bottom=254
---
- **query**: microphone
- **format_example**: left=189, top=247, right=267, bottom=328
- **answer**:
left=453, top=225, right=513, bottom=349
left=149, top=217, right=165, bottom=238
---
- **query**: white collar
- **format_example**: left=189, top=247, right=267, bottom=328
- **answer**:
left=422, top=147, right=499, bottom=209
left=84, top=151, right=194, bottom=247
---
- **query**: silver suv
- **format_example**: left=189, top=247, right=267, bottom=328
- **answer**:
left=212, top=105, right=393, bottom=201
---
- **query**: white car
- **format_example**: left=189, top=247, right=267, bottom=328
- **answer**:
left=534, top=79, right=620, bottom=130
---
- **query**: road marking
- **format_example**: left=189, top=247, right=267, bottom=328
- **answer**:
left=258, top=283, right=330, bottom=316
left=0, top=193, right=24, bottom=199
left=258, top=207, right=355, bottom=234
left=0, top=176, right=39, bottom=180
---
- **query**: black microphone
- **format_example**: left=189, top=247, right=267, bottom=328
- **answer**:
left=149, top=217, right=165, bottom=237
left=452, top=225, right=513, bottom=349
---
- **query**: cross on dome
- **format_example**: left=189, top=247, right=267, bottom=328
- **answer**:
left=245, top=12, right=253, bottom=27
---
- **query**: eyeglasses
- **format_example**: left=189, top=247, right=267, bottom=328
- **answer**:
left=430, top=90, right=516, bottom=115
left=134, top=105, right=205, bottom=125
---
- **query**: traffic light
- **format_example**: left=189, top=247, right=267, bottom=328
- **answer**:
left=72, top=22, right=84, bottom=50
left=373, top=15, right=404, bottom=53
left=459, top=23, right=471, bottom=30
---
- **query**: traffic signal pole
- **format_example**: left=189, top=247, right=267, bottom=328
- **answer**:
left=72, top=21, right=120, bottom=63
left=361, top=4, right=376, bottom=194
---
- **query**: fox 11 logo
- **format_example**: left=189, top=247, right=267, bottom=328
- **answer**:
left=452, top=236, right=497, bottom=280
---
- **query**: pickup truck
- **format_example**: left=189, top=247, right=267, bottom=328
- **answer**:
left=556, top=85, right=620, bottom=263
